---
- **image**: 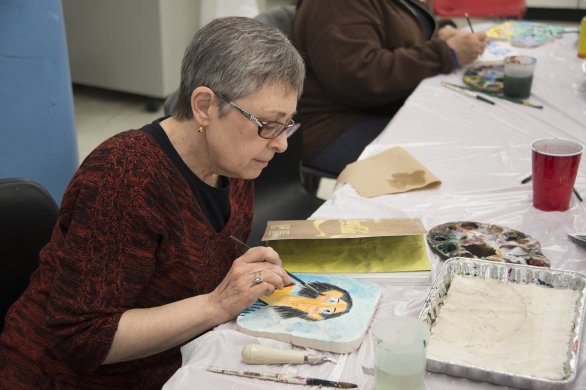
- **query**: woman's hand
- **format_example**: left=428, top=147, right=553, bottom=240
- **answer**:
left=209, top=246, right=292, bottom=322
left=103, top=246, right=292, bottom=364
left=437, top=26, right=459, bottom=41
left=446, top=31, right=488, bottom=66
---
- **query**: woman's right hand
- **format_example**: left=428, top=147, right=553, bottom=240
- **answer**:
left=446, top=31, right=487, bottom=66
left=208, top=246, right=292, bottom=322
left=103, top=247, right=291, bottom=364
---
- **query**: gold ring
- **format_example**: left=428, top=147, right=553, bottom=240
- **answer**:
left=252, top=271, right=263, bottom=285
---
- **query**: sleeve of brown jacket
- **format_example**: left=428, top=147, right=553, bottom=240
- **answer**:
left=292, top=0, right=454, bottom=108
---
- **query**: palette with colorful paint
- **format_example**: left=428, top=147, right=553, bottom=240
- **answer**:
left=427, top=221, right=550, bottom=267
left=463, top=65, right=504, bottom=94
left=485, top=21, right=567, bottom=48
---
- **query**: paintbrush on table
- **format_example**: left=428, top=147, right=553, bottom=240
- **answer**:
left=521, top=174, right=582, bottom=201
left=441, top=82, right=495, bottom=105
left=208, top=367, right=357, bottom=388
left=443, top=82, right=544, bottom=109
left=229, top=235, right=322, bottom=295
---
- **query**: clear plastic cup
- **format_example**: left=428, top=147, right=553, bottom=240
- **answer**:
left=372, top=316, right=430, bottom=390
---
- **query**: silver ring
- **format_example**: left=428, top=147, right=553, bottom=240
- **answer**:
left=253, top=271, right=263, bottom=285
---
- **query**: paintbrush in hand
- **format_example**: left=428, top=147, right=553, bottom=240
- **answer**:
left=229, top=235, right=322, bottom=295
left=465, top=12, right=474, bottom=33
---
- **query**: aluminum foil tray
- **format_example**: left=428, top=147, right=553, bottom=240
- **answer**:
left=418, top=257, right=586, bottom=389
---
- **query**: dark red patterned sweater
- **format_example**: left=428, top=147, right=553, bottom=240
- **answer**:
left=0, top=130, right=253, bottom=389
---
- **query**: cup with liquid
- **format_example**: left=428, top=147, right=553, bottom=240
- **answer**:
left=531, top=137, right=584, bottom=211
left=372, top=316, right=430, bottom=390
left=504, top=55, right=537, bottom=99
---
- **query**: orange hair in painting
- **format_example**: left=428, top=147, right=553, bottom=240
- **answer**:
left=260, top=281, right=353, bottom=321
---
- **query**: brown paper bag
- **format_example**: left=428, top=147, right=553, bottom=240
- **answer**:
left=337, top=146, right=441, bottom=198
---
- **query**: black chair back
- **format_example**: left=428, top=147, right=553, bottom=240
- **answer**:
left=0, top=178, right=58, bottom=330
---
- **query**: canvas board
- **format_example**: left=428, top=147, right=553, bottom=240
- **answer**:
left=236, top=274, right=381, bottom=353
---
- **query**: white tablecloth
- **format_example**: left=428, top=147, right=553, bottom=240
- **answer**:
left=164, top=29, right=586, bottom=390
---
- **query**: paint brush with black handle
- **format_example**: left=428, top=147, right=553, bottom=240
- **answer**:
left=521, top=175, right=582, bottom=201
left=465, top=12, right=474, bottom=33
left=229, top=235, right=322, bottom=295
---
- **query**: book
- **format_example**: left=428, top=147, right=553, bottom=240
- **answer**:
left=236, top=273, right=381, bottom=353
left=262, top=218, right=432, bottom=286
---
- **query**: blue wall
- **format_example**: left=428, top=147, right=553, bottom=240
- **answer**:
left=0, top=0, right=79, bottom=205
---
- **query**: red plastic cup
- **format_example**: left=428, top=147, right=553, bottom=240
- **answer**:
left=531, top=138, right=584, bottom=211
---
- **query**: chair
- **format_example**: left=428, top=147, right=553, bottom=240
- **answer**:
left=299, top=163, right=337, bottom=197
left=432, top=0, right=526, bottom=18
left=0, top=178, right=59, bottom=330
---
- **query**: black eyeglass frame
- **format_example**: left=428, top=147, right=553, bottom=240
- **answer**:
left=215, top=93, right=300, bottom=139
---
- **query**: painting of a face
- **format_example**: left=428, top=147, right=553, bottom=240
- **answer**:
left=260, top=282, right=353, bottom=321
left=237, top=275, right=382, bottom=354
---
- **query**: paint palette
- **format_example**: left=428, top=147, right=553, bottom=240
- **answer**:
left=463, top=65, right=504, bottom=94
left=427, top=221, right=550, bottom=267
left=485, top=21, right=567, bottom=48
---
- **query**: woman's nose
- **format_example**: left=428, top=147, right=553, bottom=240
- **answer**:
left=269, top=131, right=288, bottom=153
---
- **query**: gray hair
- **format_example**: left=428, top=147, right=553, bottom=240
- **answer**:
left=174, top=16, right=305, bottom=120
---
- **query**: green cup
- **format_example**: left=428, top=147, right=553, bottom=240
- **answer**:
left=503, top=55, right=537, bottom=99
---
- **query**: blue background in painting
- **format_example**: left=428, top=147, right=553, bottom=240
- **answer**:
left=237, top=274, right=381, bottom=349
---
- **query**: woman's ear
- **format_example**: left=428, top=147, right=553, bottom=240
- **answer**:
left=190, top=87, right=214, bottom=126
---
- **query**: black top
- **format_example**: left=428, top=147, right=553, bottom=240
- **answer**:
left=142, top=117, right=230, bottom=232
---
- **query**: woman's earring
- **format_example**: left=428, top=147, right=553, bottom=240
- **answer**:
left=197, top=125, right=206, bottom=133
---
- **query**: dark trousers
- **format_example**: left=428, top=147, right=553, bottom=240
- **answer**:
left=308, top=116, right=392, bottom=175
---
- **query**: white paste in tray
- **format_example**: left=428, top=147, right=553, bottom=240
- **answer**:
left=428, top=275, right=579, bottom=380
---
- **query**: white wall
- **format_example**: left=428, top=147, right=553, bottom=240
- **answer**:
left=526, top=0, right=586, bottom=9
left=63, top=0, right=199, bottom=98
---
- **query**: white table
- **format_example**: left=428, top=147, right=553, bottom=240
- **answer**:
left=164, top=29, right=586, bottom=390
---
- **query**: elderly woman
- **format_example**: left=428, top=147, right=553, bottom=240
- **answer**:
left=0, top=16, right=304, bottom=389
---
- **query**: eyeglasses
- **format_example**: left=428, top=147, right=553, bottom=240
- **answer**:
left=215, top=93, right=300, bottom=139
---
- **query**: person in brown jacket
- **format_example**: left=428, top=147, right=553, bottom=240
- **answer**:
left=291, top=0, right=487, bottom=175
